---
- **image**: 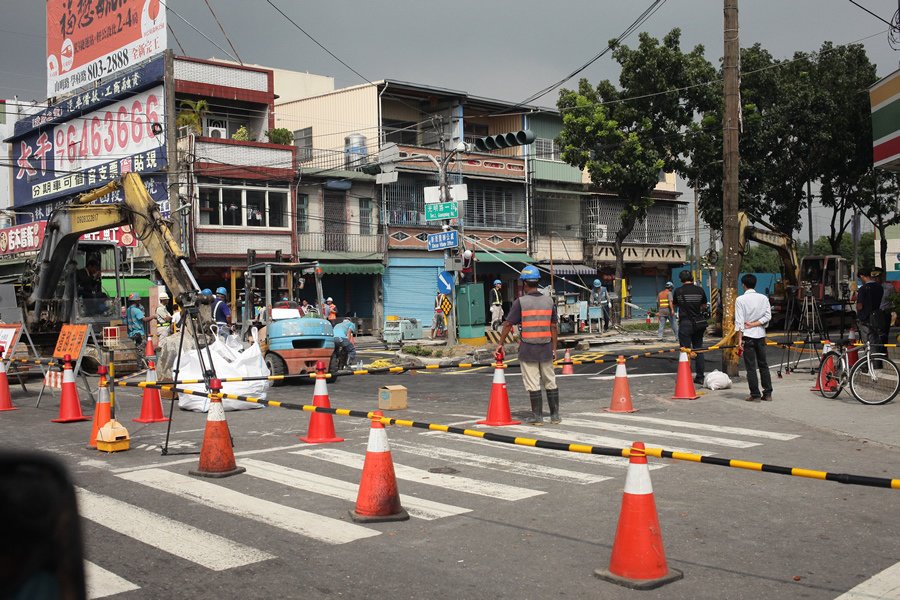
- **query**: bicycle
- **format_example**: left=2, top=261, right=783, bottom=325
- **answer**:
left=817, top=340, right=900, bottom=405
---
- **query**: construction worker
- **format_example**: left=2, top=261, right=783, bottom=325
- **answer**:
left=125, top=293, right=153, bottom=351
left=156, top=289, right=173, bottom=345
left=496, top=265, right=560, bottom=425
left=323, top=297, right=338, bottom=322
left=490, top=279, right=504, bottom=331
left=332, top=314, right=358, bottom=367
left=430, top=291, right=447, bottom=339
left=589, top=279, right=610, bottom=331
left=657, top=281, right=677, bottom=340
left=673, top=271, right=708, bottom=385
left=212, top=287, right=232, bottom=341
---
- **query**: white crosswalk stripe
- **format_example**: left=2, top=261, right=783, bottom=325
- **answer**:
left=240, top=458, right=471, bottom=520
left=84, top=561, right=140, bottom=599
left=559, top=417, right=762, bottom=448
left=571, top=412, right=800, bottom=441
left=484, top=424, right=713, bottom=456
left=117, top=468, right=380, bottom=544
left=291, top=448, right=545, bottom=501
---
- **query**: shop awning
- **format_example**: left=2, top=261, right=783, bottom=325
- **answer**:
left=477, top=253, right=534, bottom=264
left=318, top=263, right=385, bottom=275
left=102, top=277, right=157, bottom=298
left=541, top=263, right=597, bottom=276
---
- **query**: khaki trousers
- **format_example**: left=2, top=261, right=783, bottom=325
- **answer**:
left=520, top=360, right=557, bottom=392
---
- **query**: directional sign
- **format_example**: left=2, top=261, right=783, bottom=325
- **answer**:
left=426, top=230, right=459, bottom=251
left=440, top=295, right=453, bottom=315
left=437, top=271, right=455, bottom=295
left=425, top=201, right=459, bottom=222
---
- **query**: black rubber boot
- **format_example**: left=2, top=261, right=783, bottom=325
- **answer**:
left=527, top=390, right=544, bottom=426
left=547, top=388, right=561, bottom=424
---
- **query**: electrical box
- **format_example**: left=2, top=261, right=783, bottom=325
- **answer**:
left=382, top=316, right=424, bottom=347
left=445, top=257, right=463, bottom=272
left=456, top=283, right=486, bottom=339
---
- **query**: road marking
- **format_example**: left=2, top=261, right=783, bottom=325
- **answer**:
left=559, top=417, right=761, bottom=449
left=240, top=458, right=470, bottom=520
left=834, top=560, right=900, bottom=599
left=117, top=469, right=380, bottom=544
left=573, top=412, right=800, bottom=441
left=388, top=441, right=612, bottom=485
left=110, top=444, right=311, bottom=473
left=84, top=561, right=140, bottom=599
left=587, top=372, right=677, bottom=381
left=490, top=424, right=711, bottom=456
left=291, top=448, right=544, bottom=501
left=77, top=488, right=274, bottom=570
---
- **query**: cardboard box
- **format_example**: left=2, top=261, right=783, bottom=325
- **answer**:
left=378, top=385, right=408, bottom=410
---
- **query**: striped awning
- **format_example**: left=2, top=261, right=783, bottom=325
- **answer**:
left=541, top=263, right=596, bottom=276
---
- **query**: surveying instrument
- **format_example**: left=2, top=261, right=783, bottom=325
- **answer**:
left=778, top=282, right=828, bottom=376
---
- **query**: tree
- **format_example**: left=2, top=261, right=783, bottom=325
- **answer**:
left=266, top=128, right=294, bottom=145
left=557, top=29, right=716, bottom=297
left=860, top=170, right=900, bottom=270
left=175, top=99, right=209, bottom=135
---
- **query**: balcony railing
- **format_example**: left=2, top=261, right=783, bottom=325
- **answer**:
left=298, top=147, right=375, bottom=172
left=296, top=232, right=384, bottom=254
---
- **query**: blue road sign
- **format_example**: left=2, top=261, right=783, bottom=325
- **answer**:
left=437, top=271, right=454, bottom=295
left=426, top=230, right=459, bottom=251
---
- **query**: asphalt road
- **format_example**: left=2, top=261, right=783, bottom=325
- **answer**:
left=3, top=342, right=900, bottom=600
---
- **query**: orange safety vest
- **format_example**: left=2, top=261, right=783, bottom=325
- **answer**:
left=657, top=290, right=671, bottom=310
left=519, top=293, right=553, bottom=344
left=326, top=303, right=337, bottom=321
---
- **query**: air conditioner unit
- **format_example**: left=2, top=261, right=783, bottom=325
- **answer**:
left=207, top=127, right=227, bottom=139
left=593, top=224, right=608, bottom=242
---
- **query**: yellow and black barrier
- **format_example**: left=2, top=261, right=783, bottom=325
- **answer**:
left=115, top=380, right=900, bottom=491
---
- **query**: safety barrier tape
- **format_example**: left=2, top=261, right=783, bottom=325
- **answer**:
left=118, top=379, right=900, bottom=490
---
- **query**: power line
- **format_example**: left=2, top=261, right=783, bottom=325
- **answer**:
left=846, top=0, right=896, bottom=28
left=203, top=0, right=243, bottom=65
left=157, top=0, right=239, bottom=64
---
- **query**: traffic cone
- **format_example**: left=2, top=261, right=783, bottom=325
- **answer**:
left=646, top=313, right=652, bottom=325
left=606, top=356, right=636, bottom=413
left=476, top=357, right=520, bottom=426
left=52, top=355, right=89, bottom=423
left=594, top=442, right=683, bottom=590
left=0, top=346, right=15, bottom=412
left=133, top=359, right=169, bottom=423
left=144, top=336, right=155, bottom=361
left=88, top=366, right=112, bottom=448
left=671, top=351, right=699, bottom=400
left=561, top=348, right=575, bottom=376
left=189, top=378, right=245, bottom=478
left=810, top=342, right=832, bottom=392
left=299, top=361, right=344, bottom=443
left=350, top=410, right=409, bottom=523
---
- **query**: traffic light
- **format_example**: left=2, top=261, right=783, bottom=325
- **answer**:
left=473, top=129, right=535, bottom=152
left=359, top=162, right=381, bottom=175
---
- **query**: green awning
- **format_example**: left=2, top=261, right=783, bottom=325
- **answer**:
left=477, top=253, right=534, bottom=263
left=101, top=277, right=157, bottom=298
left=318, top=263, right=384, bottom=275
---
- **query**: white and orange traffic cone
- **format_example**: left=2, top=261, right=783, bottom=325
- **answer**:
left=606, top=356, right=636, bottom=413
left=52, top=354, right=89, bottom=423
left=561, top=348, right=575, bottom=376
left=810, top=342, right=832, bottom=392
left=189, top=378, right=245, bottom=478
left=299, top=361, right=344, bottom=444
left=0, top=346, right=15, bottom=412
left=594, top=442, right=683, bottom=590
left=133, top=358, right=169, bottom=423
left=477, top=350, right=520, bottom=426
left=671, top=351, right=699, bottom=400
left=144, top=336, right=155, bottom=361
left=350, top=410, right=409, bottom=523
left=88, top=365, right=112, bottom=448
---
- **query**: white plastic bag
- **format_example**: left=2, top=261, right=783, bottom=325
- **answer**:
left=703, top=370, right=732, bottom=390
left=224, top=333, right=244, bottom=353
left=177, top=328, right=270, bottom=411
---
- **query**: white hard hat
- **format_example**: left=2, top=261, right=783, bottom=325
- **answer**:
left=463, top=249, right=473, bottom=259
left=326, top=297, right=333, bottom=302
left=159, top=290, right=169, bottom=300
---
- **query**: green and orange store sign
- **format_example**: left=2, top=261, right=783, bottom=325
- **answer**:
left=871, top=69, right=900, bottom=172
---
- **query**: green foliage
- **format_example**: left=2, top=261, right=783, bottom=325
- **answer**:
left=232, top=125, right=250, bottom=141
left=175, top=99, right=209, bottom=135
left=402, top=344, right=433, bottom=357
left=266, top=128, right=293, bottom=145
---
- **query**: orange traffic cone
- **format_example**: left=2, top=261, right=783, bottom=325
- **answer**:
left=189, top=378, right=245, bottom=478
left=133, top=359, right=169, bottom=423
left=810, top=342, right=832, bottom=392
left=0, top=346, right=15, bottom=412
left=88, top=366, right=112, bottom=449
left=646, top=313, right=652, bottom=325
left=594, top=442, right=683, bottom=590
left=476, top=353, right=520, bottom=426
left=671, top=351, right=699, bottom=400
left=144, top=336, right=155, bottom=361
left=350, top=410, right=409, bottom=523
left=52, top=355, right=89, bottom=423
left=561, top=348, right=575, bottom=376
left=606, top=356, right=636, bottom=413
left=299, top=361, right=344, bottom=443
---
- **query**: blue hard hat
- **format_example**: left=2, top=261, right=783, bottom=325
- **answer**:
left=216, top=287, right=227, bottom=296
left=593, top=279, right=602, bottom=288
left=493, top=279, right=501, bottom=285
left=201, top=288, right=212, bottom=296
left=519, top=265, right=540, bottom=281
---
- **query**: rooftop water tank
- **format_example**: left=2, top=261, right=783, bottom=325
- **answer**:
left=344, top=133, right=368, bottom=169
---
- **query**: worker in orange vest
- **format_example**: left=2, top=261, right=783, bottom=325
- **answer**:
left=657, top=281, right=677, bottom=340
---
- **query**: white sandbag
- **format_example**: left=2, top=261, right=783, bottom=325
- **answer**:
left=703, top=370, right=732, bottom=390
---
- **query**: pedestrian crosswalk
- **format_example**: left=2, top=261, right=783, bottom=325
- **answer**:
left=79, top=411, right=800, bottom=599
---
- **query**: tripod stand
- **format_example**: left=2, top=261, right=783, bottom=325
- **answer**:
left=779, top=285, right=828, bottom=376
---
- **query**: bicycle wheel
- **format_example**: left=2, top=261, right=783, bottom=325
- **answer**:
left=817, top=351, right=845, bottom=399
left=849, top=354, right=900, bottom=405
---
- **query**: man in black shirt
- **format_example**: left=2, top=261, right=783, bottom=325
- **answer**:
left=673, top=270, right=708, bottom=384
left=856, top=269, right=884, bottom=349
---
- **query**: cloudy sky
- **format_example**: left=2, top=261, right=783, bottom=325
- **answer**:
left=1, top=0, right=897, bottom=104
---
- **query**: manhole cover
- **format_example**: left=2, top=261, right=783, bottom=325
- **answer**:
left=428, top=466, right=459, bottom=474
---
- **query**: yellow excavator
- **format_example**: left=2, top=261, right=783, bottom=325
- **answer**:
left=18, top=173, right=205, bottom=371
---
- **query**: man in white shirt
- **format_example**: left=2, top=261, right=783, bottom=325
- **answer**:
left=735, top=273, right=773, bottom=402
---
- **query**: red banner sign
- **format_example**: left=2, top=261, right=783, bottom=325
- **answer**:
left=0, top=222, right=46, bottom=256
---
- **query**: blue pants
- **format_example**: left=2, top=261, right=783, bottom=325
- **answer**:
left=336, top=338, right=356, bottom=365
left=658, top=314, right=677, bottom=338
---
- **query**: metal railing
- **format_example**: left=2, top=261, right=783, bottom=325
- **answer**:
left=296, top=232, right=384, bottom=254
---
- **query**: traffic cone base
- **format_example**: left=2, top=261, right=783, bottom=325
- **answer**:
left=606, top=357, right=637, bottom=413
left=672, top=351, right=699, bottom=400
left=52, top=358, right=89, bottom=423
left=350, top=412, right=409, bottom=523
left=477, top=365, right=520, bottom=426
left=299, top=375, right=344, bottom=443
left=561, top=348, right=575, bottom=376
left=190, top=387, right=245, bottom=478
left=133, top=362, right=169, bottom=423
left=0, top=360, right=15, bottom=411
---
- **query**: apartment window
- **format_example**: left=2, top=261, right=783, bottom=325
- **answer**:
left=463, top=183, right=526, bottom=230
left=384, top=119, right=418, bottom=145
left=359, top=198, right=374, bottom=235
left=296, top=194, right=309, bottom=233
left=534, top=137, right=561, bottom=162
left=294, top=127, right=313, bottom=162
left=197, top=180, right=291, bottom=229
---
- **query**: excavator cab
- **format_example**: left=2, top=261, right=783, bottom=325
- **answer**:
left=71, top=242, right=124, bottom=325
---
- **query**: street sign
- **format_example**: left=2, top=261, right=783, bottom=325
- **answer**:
left=426, top=230, right=459, bottom=251
left=437, top=271, right=454, bottom=295
left=440, top=295, right=453, bottom=315
left=450, top=184, right=468, bottom=201
left=376, top=171, right=398, bottom=184
left=424, top=186, right=441, bottom=204
left=425, top=201, right=459, bottom=221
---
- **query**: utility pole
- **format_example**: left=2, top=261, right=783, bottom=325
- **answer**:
left=721, top=0, right=741, bottom=376
left=694, top=196, right=701, bottom=282
left=807, top=179, right=814, bottom=251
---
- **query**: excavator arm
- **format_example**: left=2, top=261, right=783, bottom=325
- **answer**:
left=737, top=211, right=800, bottom=288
